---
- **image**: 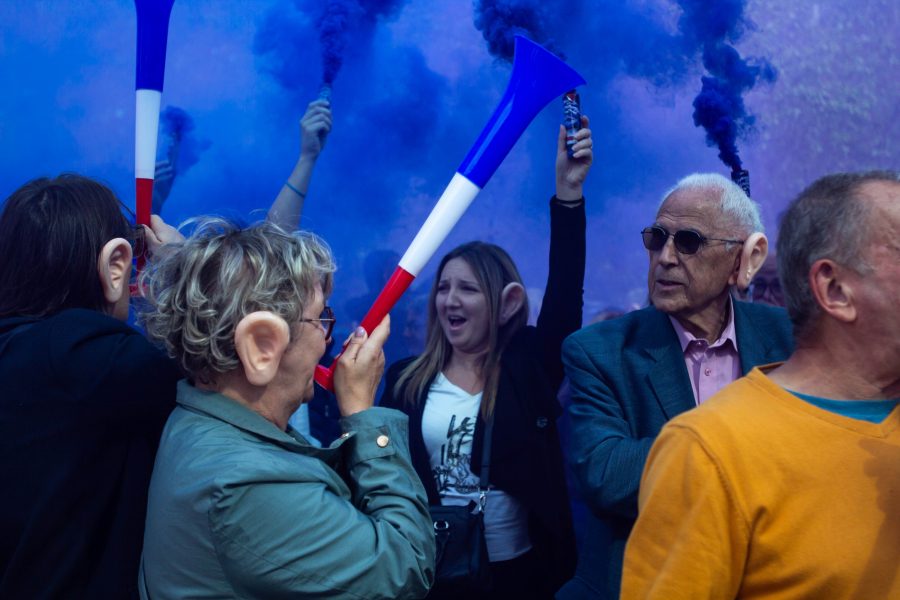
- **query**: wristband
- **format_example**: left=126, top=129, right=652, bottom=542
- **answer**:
left=285, top=181, right=306, bottom=198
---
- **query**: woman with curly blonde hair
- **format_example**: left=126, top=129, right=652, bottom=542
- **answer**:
left=138, top=218, right=434, bottom=599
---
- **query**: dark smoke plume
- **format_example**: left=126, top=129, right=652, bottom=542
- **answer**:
left=677, top=0, right=777, bottom=170
left=473, top=0, right=562, bottom=61
left=692, top=44, right=775, bottom=170
left=319, top=0, right=363, bottom=84
left=319, top=0, right=407, bottom=83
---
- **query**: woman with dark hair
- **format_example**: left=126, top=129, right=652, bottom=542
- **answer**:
left=0, top=175, right=181, bottom=598
left=381, top=119, right=593, bottom=598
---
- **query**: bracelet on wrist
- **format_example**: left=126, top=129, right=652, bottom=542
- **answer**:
left=552, top=195, right=584, bottom=206
left=285, top=181, right=306, bottom=198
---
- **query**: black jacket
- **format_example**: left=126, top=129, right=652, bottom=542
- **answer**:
left=0, top=309, right=180, bottom=599
left=380, top=198, right=585, bottom=594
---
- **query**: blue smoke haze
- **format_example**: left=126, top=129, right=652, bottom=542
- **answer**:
left=1, top=0, right=898, bottom=357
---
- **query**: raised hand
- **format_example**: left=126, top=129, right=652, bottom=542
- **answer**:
left=556, top=115, right=593, bottom=201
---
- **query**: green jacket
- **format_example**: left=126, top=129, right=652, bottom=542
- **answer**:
left=140, top=381, right=435, bottom=599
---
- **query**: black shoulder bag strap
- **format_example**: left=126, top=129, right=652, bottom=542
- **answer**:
left=477, top=417, right=494, bottom=512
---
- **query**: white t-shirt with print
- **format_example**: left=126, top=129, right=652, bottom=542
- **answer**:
left=421, top=373, right=531, bottom=562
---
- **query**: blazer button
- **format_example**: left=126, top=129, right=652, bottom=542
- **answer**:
left=536, top=417, right=548, bottom=428
left=376, top=434, right=390, bottom=448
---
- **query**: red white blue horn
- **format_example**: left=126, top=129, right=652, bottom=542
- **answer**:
left=315, top=36, right=585, bottom=390
left=134, top=0, right=175, bottom=245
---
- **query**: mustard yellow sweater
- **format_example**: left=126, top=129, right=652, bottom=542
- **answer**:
left=621, top=366, right=900, bottom=599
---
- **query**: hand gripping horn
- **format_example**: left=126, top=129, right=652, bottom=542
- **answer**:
left=315, top=36, right=585, bottom=391
left=134, top=0, right=175, bottom=268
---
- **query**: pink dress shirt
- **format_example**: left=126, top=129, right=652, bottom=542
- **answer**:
left=668, top=298, right=741, bottom=405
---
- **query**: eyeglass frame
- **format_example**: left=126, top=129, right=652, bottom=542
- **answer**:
left=299, top=306, right=336, bottom=339
left=641, top=225, right=744, bottom=255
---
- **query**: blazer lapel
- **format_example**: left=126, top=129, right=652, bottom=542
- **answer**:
left=640, top=308, right=696, bottom=421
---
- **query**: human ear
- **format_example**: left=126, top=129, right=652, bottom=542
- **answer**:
left=809, top=259, right=856, bottom=323
left=498, top=282, right=526, bottom=326
left=731, top=232, right=768, bottom=291
left=97, top=238, right=133, bottom=308
left=234, top=312, right=291, bottom=386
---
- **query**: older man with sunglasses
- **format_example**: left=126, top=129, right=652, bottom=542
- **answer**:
left=556, top=173, right=794, bottom=599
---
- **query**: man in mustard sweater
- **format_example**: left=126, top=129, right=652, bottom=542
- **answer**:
left=622, top=170, right=900, bottom=599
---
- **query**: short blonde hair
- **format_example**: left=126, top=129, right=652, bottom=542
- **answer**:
left=140, top=217, right=335, bottom=384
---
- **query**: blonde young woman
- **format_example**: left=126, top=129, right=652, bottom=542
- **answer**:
left=381, top=119, right=592, bottom=598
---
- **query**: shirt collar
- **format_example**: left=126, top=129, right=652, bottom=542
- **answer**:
left=668, top=296, right=739, bottom=353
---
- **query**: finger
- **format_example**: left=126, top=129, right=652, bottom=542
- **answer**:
left=574, top=127, right=592, bottom=141
left=572, top=147, right=593, bottom=161
left=304, top=107, right=329, bottom=120
left=364, top=315, right=391, bottom=351
left=580, top=114, right=590, bottom=128
left=307, top=115, right=332, bottom=131
left=339, top=328, right=356, bottom=351
left=340, top=326, right=368, bottom=364
left=557, top=124, right=567, bottom=154
left=141, top=224, right=162, bottom=247
left=303, top=115, right=332, bottom=132
left=306, top=99, right=329, bottom=112
left=312, top=121, right=332, bottom=136
left=355, top=315, right=390, bottom=364
left=572, top=137, right=593, bottom=152
left=149, top=215, right=186, bottom=245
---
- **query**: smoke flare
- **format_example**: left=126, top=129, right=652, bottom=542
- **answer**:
left=318, top=0, right=406, bottom=84
left=677, top=0, right=777, bottom=171
left=474, top=0, right=562, bottom=61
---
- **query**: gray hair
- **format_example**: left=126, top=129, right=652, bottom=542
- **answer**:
left=139, top=217, right=335, bottom=384
left=661, top=173, right=764, bottom=236
left=777, top=170, right=898, bottom=340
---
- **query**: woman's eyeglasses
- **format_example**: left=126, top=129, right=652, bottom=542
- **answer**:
left=641, top=225, right=744, bottom=255
left=300, top=306, right=336, bottom=339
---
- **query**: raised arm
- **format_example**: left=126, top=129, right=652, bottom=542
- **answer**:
left=267, top=100, right=333, bottom=230
left=535, top=117, right=591, bottom=387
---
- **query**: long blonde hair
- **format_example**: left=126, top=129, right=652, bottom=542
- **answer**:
left=394, top=242, right=528, bottom=419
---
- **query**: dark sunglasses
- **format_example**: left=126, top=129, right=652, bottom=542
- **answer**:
left=300, top=306, right=336, bottom=339
left=641, top=225, right=744, bottom=255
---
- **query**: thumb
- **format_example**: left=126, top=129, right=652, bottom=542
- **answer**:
left=365, top=315, right=391, bottom=350
left=557, top=124, right=566, bottom=154
left=341, top=326, right=368, bottom=362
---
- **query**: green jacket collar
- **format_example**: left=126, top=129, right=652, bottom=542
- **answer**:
left=175, top=380, right=350, bottom=458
